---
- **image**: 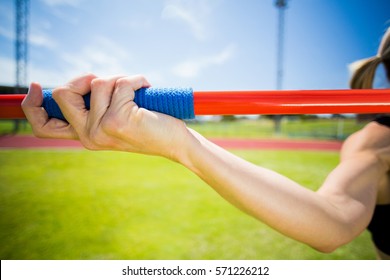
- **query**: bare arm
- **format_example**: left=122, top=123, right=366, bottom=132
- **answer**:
left=22, top=75, right=390, bottom=253
left=177, top=128, right=386, bottom=252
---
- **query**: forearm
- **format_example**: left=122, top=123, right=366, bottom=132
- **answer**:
left=176, top=129, right=355, bottom=251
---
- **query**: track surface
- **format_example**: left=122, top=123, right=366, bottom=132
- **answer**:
left=0, top=135, right=342, bottom=151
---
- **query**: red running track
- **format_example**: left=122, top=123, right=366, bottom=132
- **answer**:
left=0, top=135, right=342, bottom=151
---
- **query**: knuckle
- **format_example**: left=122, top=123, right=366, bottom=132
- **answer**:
left=32, top=128, right=46, bottom=138
left=85, top=73, right=98, bottom=81
left=101, top=114, right=126, bottom=136
left=83, top=142, right=98, bottom=151
left=134, top=74, right=147, bottom=82
left=90, top=77, right=107, bottom=89
left=31, top=125, right=56, bottom=139
left=79, top=135, right=98, bottom=151
left=51, top=86, right=68, bottom=102
left=82, top=128, right=113, bottom=150
left=89, top=130, right=105, bottom=147
left=115, top=77, right=131, bottom=89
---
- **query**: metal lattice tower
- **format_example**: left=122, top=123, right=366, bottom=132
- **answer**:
left=12, top=0, right=29, bottom=134
left=273, top=0, right=288, bottom=134
left=275, top=0, right=287, bottom=90
left=15, top=0, right=29, bottom=88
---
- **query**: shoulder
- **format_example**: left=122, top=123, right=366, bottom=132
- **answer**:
left=372, top=115, right=390, bottom=128
left=341, top=119, right=390, bottom=159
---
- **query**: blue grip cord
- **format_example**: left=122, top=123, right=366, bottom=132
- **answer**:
left=42, top=87, right=195, bottom=120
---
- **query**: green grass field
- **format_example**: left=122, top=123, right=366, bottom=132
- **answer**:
left=188, top=118, right=366, bottom=139
left=0, top=149, right=376, bottom=259
left=1, top=118, right=366, bottom=139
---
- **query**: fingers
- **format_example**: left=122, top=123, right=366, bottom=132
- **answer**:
left=110, top=75, right=151, bottom=111
left=65, top=73, right=99, bottom=96
left=88, top=75, right=126, bottom=126
left=52, top=73, right=97, bottom=133
left=22, top=82, right=45, bottom=128
left=85, top=75, right=151, bottom=149
left=22, top=74, right=152, bottom=146
left=22, top=82, right=77, bottom=139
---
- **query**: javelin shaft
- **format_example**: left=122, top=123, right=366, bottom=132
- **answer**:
left=0, top=94, right=26, bottom=119
left=0, top=89, right=389, bottom=119
left=194, top=89, right=390, bottom=115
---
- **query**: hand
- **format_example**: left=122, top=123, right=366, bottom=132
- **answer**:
left=21, top=81, right=85, bottom=140
left=22, top=74, right=191, bottom=160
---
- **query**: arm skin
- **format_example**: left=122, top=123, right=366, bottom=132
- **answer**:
left=22, top=74, right=390, bottom=253
left=179, top=126, right=389, bottom=252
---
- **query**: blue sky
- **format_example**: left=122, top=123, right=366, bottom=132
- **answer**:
left=0, top=0, right=389, bottom=91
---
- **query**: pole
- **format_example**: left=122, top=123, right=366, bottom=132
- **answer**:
left=1, top=89, right=390, bottom=119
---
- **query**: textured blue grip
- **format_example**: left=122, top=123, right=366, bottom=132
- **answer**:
left=42, top=87, right=195, bottom=120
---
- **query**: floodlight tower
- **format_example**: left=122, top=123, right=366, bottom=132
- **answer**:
left=274, top=0, right=288, bottom=134
left=275, top=0, right=287, bottom=91
left=15, top=0, right=29, bottom=89
left=13, top=0, right=29, bottom=134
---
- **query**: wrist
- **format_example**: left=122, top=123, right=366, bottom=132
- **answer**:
left=172, top=128, right=206, bottom=172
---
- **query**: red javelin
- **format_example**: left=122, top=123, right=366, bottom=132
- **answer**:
left=0, top=89, right=389, bottom=119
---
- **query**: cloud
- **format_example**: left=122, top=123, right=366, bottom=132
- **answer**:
left=172, top=45, right=236, bottom=78
left=29, top=32, right=58, bottom=49
left=41, top=0, right=82, bottom=7
left=30, top=38, right=132, bottom=87
left=162, top=4, right=205, bottom=40
left=161, top=0, right=215, bottom=41
left=60, top=36, right=132, bottom=77
left=41, top=0, right=82, bottom=24
left=0, top=56, right=16, bottom=86
left=0, top=55, right=64, bottom=87
left=0, top=55, right=66, bottom=87
left=0, top=25, right=57, bottom=50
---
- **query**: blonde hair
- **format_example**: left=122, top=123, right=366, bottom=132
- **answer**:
left=350, top=28, right=390, bottom=89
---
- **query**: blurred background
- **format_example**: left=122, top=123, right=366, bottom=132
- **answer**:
left=1, top=0, right=389, bottom=137
left=1, top=0, right=389, bottom=89
left=0, top=0, right=389, bottom=259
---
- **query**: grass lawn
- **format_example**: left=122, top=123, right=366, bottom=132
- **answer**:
left=0, top=149, right=376, bottom=259
left=187, top=118, right=366, bottom=139
left=1, top=118, right=366, bottom=139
